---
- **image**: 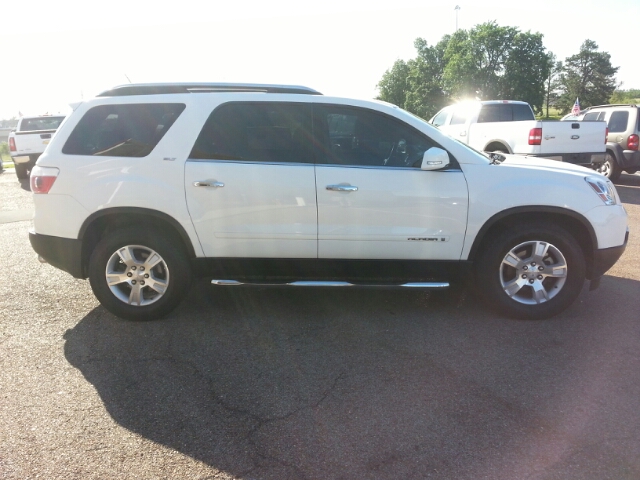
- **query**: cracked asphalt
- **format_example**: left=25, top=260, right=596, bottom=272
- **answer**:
left=1, top=169, right=640, bottom=479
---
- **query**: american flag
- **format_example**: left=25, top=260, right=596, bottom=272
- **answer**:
left=571, top=98, right=581, bottom=116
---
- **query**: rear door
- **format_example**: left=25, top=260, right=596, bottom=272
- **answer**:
left=184, top=101, right=318, bottom=258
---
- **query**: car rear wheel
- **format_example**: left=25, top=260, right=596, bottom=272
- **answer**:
left=88, top=227, right=192, bottom=321
left=597, top=152, right=621, bottom=182
left=15, top=163, right=29, bottom=180
left=475, top=223, right=586, bottom=319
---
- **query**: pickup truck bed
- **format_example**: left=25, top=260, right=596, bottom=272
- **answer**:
left=430, top=101, right=606, bottom=167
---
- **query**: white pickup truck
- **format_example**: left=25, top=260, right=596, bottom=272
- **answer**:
left=8, top=115, right=66, bottom=179
left=429, top=100, right=607, bottom=167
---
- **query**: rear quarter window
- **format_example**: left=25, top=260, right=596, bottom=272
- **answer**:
left=608, top=111, right=629, bottom=133
left=62, top=103, right=185, bottom=157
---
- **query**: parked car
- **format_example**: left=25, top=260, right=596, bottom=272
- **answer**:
left=564, top=104, right=640, bottom=181
left=429, top=101, right=606, bottom=168
left=29, top=83, right=628, bottom=321
left=8, top=114, right=66, bottom=179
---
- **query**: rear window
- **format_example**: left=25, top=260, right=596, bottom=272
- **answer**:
left=19, top=116, right=65, bottom=132
left=62, top=103, right=185, bottom=157
left=477, top=104, right=534, bottom=123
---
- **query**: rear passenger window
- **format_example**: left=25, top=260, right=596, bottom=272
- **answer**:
left=512, top=104, right=534, bottom=121
left=190, top=102, right=314, bottom=163
left=430, top=108, right=449, bottom=127
left=608, top=111, right=629, bottom=133
left=449, top=109, right=468, bottom=125
left=583, top=112, right=601, bottom=121
left=62, top=104, right=185, bottom=157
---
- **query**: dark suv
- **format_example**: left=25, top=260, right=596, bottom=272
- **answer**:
left=581, top=105, right=640, bottom=181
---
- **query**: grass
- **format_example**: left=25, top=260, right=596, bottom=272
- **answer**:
left=1, top=154, right=14, bottom=169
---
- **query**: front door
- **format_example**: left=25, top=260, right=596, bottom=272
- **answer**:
left=314, top=105, right=468, bottom=260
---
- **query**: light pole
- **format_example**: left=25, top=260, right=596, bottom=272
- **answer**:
left=455, top=5, right=460, bottom=31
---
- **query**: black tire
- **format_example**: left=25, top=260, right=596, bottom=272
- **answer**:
left=15, top=163, right=29, bottom=180
left=597, top=152, right=621, bottom=182
left=88, top=227, right=192, bottom=321
left=475, top=223, right=586, bottom=320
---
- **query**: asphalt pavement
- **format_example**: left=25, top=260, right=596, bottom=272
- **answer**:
left=1, top=169, right=640, bottom=479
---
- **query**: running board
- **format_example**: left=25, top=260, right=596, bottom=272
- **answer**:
left=211, top=280, right=449, bottom=289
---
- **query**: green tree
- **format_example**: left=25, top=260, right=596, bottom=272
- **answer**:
left=377, top=21, right=553, bottom=118
left=557, top=40, right=618, bottom=113
left=609, top=88, right=640, bottom=104
left=543, top=54, right=563, bottom=117
left=403, top=37, right=451, bottom=119
left=376, top=59, right=411, bottom=108
left=443, top=22, right=519, bottom=100
left=500, top=32, right=550, bottom=113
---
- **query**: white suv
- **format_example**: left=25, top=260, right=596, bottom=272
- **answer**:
left=29, top=83, right=629, bottom=321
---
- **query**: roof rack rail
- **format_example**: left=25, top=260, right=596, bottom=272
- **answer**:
left=97, top=83, right=322, bottom=97
left=585, top=104, right=639, bottom=110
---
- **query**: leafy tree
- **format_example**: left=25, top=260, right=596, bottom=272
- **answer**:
left=377, top=21, right=553, bottom=117
left=377, top=59, right=411, bottom=109
left=610, top=88, right=640, bottom=104
left=443, top=22, right=519, bottom=100
left=403, top=37, right=451, bottom=119
left=543, top=54, right=563, bottom=117
left=500, top=32, right=550, bottom=113
left=557, top=40, right=618, bottom=112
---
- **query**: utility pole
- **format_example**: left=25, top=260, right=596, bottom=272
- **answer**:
left=455, top=5, right=461, bottom=31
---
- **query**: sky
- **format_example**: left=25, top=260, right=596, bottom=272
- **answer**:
left=1, top=0, right=638, bottom=120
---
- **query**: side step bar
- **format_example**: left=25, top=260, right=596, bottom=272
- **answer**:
left=211, top=280, right=449, bottom=289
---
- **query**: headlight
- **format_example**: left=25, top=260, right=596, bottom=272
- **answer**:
left=585, top=176, right=618, bottom=205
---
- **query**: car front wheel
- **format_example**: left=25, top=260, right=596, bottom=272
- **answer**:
left=475, top=223, right=586, bottom=319
left=88, top=227, right=192, bottom=321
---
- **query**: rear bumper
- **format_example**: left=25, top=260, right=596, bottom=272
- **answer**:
left=29, top=230, right=85, bottom=279
left=532, top=152, right=605, bottom=166
left=621, top=149, right=640, bottom=169
left=10, top=155, right=32, bottom=164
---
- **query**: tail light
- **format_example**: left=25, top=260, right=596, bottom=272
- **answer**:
left=528, top=128, right=542, bottom=145
left=605, top=127, right=608, bottom=144
left=30, top=166, right=59, bottom=194
left=628, top=134, right=639, bottom=151
left=9, top=137, right=16, bottom=152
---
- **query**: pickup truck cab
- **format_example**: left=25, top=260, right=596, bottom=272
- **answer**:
left=8, top=115, right=66, bottom=179
left=429, top=100, right=606, bottom=167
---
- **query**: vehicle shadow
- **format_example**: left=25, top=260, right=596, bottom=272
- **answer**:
left=63, top=276, right=640, bottom=479
left=615, top=173, right=640, bottom=206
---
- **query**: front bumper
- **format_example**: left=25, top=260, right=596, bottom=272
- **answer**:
left=29, top=230, right=85, bottom=279
left=589, top=228, right=628, bottom=289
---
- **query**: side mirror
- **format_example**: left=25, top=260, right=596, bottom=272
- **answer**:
left=421, top=147, right=450, bottom=171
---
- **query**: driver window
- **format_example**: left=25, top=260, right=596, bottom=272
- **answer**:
left=315, top=105, right=433, bottom=168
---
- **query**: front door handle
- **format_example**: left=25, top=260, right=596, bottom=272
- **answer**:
left=193, top=181, right=224, bottom=188
left=326, top=184, right=358, bottom=192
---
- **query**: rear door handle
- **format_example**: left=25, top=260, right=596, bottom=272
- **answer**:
left=193, top=181, right=224, bottom=188
left=326, top=184, right=358, bottom=192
